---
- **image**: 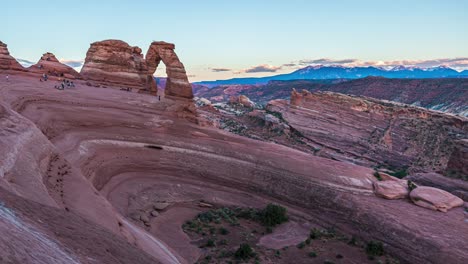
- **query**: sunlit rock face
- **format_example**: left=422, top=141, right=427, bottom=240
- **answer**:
left=0, top=41, right=25, bottom=72
left=80, top=40, right=150, bottom=91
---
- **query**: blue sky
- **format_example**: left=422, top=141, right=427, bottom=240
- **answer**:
left=3, top=0, right=468, bottom=81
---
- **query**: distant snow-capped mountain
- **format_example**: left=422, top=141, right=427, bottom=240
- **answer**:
left=195, top=65, right=466, bottom=87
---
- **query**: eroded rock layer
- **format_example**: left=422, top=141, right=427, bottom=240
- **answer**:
left=28, top=52, right=81, bottom=79
left=80, top=40, right=150, bottom=90
left=146, top=41, right=193, bottom=99
left=1, top=76, right=467, bottom=264
left=0, top=41, right=25, bottom=72
left=266, top=90, right=467, bottom=172
left=445, top=139, right=468, bottom=180
left=80, top=40, right=193, bottom=98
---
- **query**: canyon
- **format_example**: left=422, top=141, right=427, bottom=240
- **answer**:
left=0, top=39, right=467, bottom=264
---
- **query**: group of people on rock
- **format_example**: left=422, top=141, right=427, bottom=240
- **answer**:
left=40, top=73, right=49, bottom=82
left=120, top=87, right=133, bottom=92
left=55, top=78, right=75, bottom=90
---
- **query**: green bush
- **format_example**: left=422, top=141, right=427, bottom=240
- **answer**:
left=408, top=180, right=417, bottom=191
left=373, top=171, right=382, bottom=181
left=308, top=251, right=317, bottom=257
left=235, top=243, right=254, bottom=260
left=389, top=168, right=408, bottom=179
left=259, top=204, right=288, bottom=227
left=205, top=239, right=216, bottom=247
left=219, top=227, right=229, bottom=235
left=366, top=241, right=384, bottom=256
left=297, top=241, right=306, bottom=249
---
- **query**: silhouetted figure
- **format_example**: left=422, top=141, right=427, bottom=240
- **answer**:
left=6, top=74, right=9, bottom=82
left=158, top=95, right=161, bottom=101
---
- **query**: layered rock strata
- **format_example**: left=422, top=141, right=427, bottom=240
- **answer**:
left=80, top=40, right=150, bottom=90
left=28, top=52, right=81, bottom=79
left=0, top=41, right=25, bottom=72
left=266, top=90, right=467, bottom=173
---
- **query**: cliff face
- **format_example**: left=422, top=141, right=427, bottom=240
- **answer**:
left=0, top=41, right=25, bottom=72
left=194, top=77, right=468, bottom=116
left=80, top=40, right=149, bottom=90
left=445, top=139, right=468, bottom=180
left=266, top=90, right=467, bottom=173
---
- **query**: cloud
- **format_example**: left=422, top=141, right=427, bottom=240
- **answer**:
left=17, top=58, right=35, bottom=67
left=299, top=58, right=358, bottom=65
left=295, top=57, right=468, bottom=70
left=282, top=63, right=297, bottom=67
left=211, top=68, right=232, bottom=72
left=244, top=64, right=282, bottom=73
left=187, top=74, right=196, bottom=78
left=59, top=59, right=84, bottom=68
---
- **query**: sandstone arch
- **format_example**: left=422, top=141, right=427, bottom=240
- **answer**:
left=146, top=41, right=193, bottom=99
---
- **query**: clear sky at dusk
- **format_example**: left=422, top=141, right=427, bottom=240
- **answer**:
left=3, top=0, right=468, bottom=81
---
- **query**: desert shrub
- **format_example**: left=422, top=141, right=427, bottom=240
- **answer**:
left=408, top=180, right=417, bottom=191
left=309, top=251, right=317, bottom=257
left=389, top=168, right=408, bottom=179
left=205, top=239, right=216, bottom=248
left=373, top=171, right=382, bottom=181
left=366, top=241, right=384, bottom=256
left=348, top=236, right=357, bottom=246
left=219, top=227, right=229, bottom=235
left=310, top=227, right=336, bottom=239
left=259, top=203, right=288, bottom=227
left=235, top=243, right=254, bottom=260
left=324, top=260, right=335, bottom=264
left=297, top=241, right=306, bottom=249
left=275, top=250, right=281, bottom=257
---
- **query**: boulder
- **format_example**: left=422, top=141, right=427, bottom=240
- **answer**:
left=153, top=202, right=169, bottom=211
left=140, top=214, right=150, bottom=223
left=239, top=95, right=255, bottom=108
left=150, top=210, right=159, bottom=217
left=410, top=186, right=464, bottom=212
left=407, top=172, right=468, bottom=201
left=229, top=95, right=255, bottom=108
left=373, top=180, right=409, bottom=199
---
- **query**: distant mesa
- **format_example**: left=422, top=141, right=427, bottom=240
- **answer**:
left=80, top=39, right=193, bottom=99
left=0, top=40, right=26, bottom=72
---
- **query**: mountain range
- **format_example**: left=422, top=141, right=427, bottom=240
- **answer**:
left=195, top=65, right=468, bottom=87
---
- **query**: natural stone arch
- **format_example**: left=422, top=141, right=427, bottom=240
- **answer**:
left=145, top=41, right=193, bottom=99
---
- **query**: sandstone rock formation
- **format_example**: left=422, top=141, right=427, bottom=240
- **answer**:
left=146, top=41, right=193, bottom=99
left=28, top=52, right=81, bottom=79
left=410, top=186, right=464, bottom=212
left=407, top=172, right=468, bottom=201
left=229, top=95, right=256, bottom=108
left=373, top=180, right=409, bottom=199
left=80, top=40, right=193, bottom=99
left=266, top=90, right=467, bottom=173
left=194, top=77, right=468, bottom=116
left=80, top=40, right=149, bottom=90
left=1, top=76, right=467, bottom=264
left=0, top=41, right=25, bottom=72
